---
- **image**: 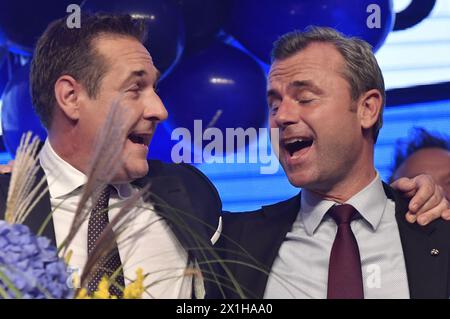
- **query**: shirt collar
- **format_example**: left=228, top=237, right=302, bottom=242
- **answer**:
left=300, top=172, right=387, bottom=236
left=39, top=139, right=133, bottom=199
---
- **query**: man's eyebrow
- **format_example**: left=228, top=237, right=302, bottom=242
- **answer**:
left=120, top=70, right=147, bottom=88
left=288, top=80, right=323, bottom=94
left=266, top=80, right=323, bottom=99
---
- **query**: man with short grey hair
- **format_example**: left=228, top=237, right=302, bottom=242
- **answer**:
left=219, top=27, right=450, bottom=299
left=271, top=26, right=386, bottom=141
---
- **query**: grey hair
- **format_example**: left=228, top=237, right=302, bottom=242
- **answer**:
left=271, top=26, right=385, bottom=142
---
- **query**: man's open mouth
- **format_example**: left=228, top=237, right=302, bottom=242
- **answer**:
left=127, top=132, right=151, bottom=146
left=283, top=138, right=314, bottom=157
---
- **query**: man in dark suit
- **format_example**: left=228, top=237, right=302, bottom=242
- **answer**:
left=0, top=15, right=446, bottom=299
left=219, top=27, right=450, bottom=299
left=0, top=13, right=225, bottom=298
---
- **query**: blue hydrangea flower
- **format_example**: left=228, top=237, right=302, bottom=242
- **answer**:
left=0, top=221, right=73, bottom=299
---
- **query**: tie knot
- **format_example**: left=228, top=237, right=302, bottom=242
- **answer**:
left=328, top=204, right=359, bottom=225
left=95, top=185, right=112, bottom=205
left=102, top=184, right=113, bottom=196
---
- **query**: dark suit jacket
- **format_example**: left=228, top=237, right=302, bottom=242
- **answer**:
left=218, top=183, right=450, bottom=299
left=0, top=160, right=224, bottom=298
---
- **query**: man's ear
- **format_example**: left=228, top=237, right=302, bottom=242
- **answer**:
left=357, top=89, right=382, bottom=132
left=54, top=75, right=82, bottom=121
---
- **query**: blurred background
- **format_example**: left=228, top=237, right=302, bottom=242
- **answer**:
left=0, top=0, right=449, bottom=211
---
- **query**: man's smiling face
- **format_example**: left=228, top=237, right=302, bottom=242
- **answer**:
left=268, top=42, right=365, bottom=192
left=77, top=35, right=168, bottom=182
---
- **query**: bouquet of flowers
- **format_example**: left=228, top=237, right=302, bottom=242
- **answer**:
left=0, top=220, right=72, bottom=298
left=0, top=134, right=72, bottom=298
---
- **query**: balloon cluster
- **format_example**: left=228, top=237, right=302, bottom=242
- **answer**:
left=0, top=0, right=394, bottom=160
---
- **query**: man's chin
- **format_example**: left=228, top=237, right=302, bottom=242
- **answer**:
left=129, top=162, right=149, bottom=180
left=113, top=161, right=149, bottom=183
left=287, top=172, right=316, bottom=189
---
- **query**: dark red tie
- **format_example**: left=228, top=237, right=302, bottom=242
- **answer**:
left=327, top=204, right=364, bottom=299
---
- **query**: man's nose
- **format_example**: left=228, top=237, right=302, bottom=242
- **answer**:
left=273, top=100, right=300, bottom=128
left=144, top=94, right=168, bottom=122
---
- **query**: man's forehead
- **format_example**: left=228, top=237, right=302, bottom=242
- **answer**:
left=268, top=45, right=345, bottom=88
left=267, top=60, right=322, bottom=90
left=94, top=35, right=154, bottom=65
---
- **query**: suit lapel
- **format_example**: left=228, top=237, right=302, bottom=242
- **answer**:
left=384, top=183, right=449, bottom=298
left=23, top=167, right=56, bottom=245
left=233, top=193, right=301, bottom=298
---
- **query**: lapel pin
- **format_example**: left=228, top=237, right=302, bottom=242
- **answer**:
left=430, top=249, right=439, bottom=256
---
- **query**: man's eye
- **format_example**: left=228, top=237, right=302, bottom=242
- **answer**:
left=126, top=85, right=142, bottom=98
left=268, top=102, right=280, bottom=114
left=295, top=98, right=314, bottom=104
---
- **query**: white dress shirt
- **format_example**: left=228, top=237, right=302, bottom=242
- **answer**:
left=264, top=173, right=410, bottom=298
left=39, top=139, right=193, bottom=298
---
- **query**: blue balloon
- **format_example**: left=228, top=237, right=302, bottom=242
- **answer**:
left=226, top=0, right=395, bottom=63
left=0, top=0, right=82, bottom=55
left=1, top=63, right=47, bottom=156
left=158, top=41, right=267, bottom=156
left=177, top=0, right=231, bottom=53
left=83, top=0, right=185, bottom=78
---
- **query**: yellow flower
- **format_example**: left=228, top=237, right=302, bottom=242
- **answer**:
left=123, top=268, right=145, bottom=299
left=75, top=268, right=144, bottom=299
left=93, top=277, right=114, bottom=299
left=76, top=277, right=116, bottom=299
left=75, top=288, right=91, bottom=299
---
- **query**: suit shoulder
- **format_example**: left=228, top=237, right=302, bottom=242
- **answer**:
left=0, top=173, right=11, bottom=184
left=222, top=194, right=300, bottom=224
left=149, top=159, right=208, bottom=180
left=0, top=173, right=11, bottom=197
left=149, top=160, right=220, bottom=200
left=223, top=208, right=263, bottom=215
left=147, top=159, right=222, bottom=213
left=222, top=209, right=263, bottom=223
